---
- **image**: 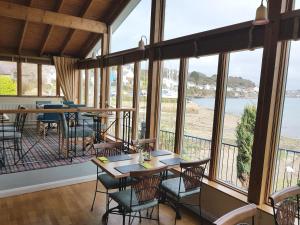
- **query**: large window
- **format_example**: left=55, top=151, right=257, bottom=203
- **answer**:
left=22, top=63, right=38, bottom=96
left=87, top=69, right=94, bottom=107
left=109, top=67, right=117, bottom=107
left=0, top=61, right=17, bottom=95
left=218, top=49, right=263, bottom=191
left=271, top=41, right=300, bottom=193
left=121, top=64, right=134, bottom=108
left=42, top=65, right=56, bottom=96
left=164, top=0, right=258, bottom=40
left=111, top=0, right=151, bottom=52
left=159, top=59, right=180, bottom=151
left=182, top=56, right=218, bottom=162
left=80, top=70, right=85, bottom=104
left=138, top=60, right=149, bottom=138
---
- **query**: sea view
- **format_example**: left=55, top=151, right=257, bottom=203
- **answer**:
left=192, top=97, right=300, bottom=139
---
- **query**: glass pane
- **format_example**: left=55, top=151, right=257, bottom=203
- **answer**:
left=0, top=61, right=17, bottom=95
left=295, top=1, right=300, bottom=9
left=109, top=66, right=117, bottom=108
left=42, top=65, right=56, bottom=96
left=87, top=69, right=94, bottom=107
left=164, top=0, right=258, bottom=40
left=111, top=0, right=151, bottom=52
left=80, top=70, right=85, bottom=104
left=22, top=63, right=37, bottom=96
left=182, top=56, right=218, bottom=163
left=218, top=49, right=263, bottom=191
left=138, top=60, right=148, bottom=138
left=159, top=59, right=180, bottom=151
left=121, top=64, right=134, bottom=108
left=271, top=41, right=300, bottom=193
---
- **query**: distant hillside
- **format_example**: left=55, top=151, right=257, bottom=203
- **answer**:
left=188, top=71, right=256, bottom=88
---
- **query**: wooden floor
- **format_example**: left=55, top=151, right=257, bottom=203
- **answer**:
left=0, top=181, right=211, bottom=225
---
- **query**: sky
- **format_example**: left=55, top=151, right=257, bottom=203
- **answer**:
left=111, top=0, right=300, bottom=90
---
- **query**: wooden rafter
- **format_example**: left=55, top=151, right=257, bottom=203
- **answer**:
left=0, top=1, right=107, bottom=34
left=18, top=0, right=33, bottom=55
left=60, top=0, right=94, bottom=55
left=40, top=0, right=65, bottom=56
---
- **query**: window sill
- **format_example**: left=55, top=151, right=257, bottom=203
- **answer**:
left=202, top=178, right=273, bottom=215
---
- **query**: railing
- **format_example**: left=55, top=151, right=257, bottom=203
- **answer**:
left=159, top=129, right=300, bottom=193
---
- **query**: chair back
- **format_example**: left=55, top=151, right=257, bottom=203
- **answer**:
left=36, top=101, right=52, bottom=109
left=16, top=106, right=27, bottom=132
left=93, top=142, right=123, bottom=157
left=213, top=204, right=257, bottom=225
left=269, top=185, right=300, bottom=225
left=179, top=158, right=210, bottom=192
left=131, top=138, right=156, bottom=153
left=130, top=166, right=167, bottom=205
left=43, top=104, right=63, bottom=121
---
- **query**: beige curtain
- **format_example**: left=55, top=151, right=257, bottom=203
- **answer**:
left=53, top=56, right=78, bottom=101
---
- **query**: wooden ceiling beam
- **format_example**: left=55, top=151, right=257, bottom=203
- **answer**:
left=0, top=1, right=107, bottom=34
left=60, top=0, right=94, bottom=55
left=18, top=0, right=33, bottom=55
left=40, top=0, right=65, bottom=56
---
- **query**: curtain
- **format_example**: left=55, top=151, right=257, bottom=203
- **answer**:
left=53, top=56, right=78, bottom=101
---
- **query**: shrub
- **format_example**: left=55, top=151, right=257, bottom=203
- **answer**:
left=236, top=105, right=257, bottom=188
left=0, top=76, right=17, bottom=95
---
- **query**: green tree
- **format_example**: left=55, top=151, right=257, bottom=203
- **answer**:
left=0, top=76, right=17, bottom=95
left=236, top=105, right=256, bottom=188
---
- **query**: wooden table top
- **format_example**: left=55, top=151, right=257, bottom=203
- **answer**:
left=91, top=151, right=181, bottom=179
left=0, top=113, right=9, bottom=122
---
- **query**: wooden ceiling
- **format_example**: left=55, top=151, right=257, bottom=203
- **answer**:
left=0, top=0, right=129, bottom=59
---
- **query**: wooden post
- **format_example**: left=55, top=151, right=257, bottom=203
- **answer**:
left=100, top=32, right=109, bottom=108
left=85, top=69, right=89, bottom=106
left=115, top=65, right=122, bottom=139
left=94, top=67, right=99, bottom=108
left=209, top=53, right=229, bottom=180
left=145, top=0, right=165, bottom=147
left=132, top=61, right=141, bottom=141
left=17, top=62, right=22, bottom=96
left=174, top=58, right=188, bottom=154
left=37, top=64, right=42, bottom=96
left=248, top=0, right=284, bottom=204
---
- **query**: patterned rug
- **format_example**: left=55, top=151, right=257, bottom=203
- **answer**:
left=0, top=128, right=93, bottom=175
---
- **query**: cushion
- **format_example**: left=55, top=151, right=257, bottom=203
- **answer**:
left=110, top=189, right=158, bottom=212
left=98, top=173, right=121, bottom=190
left=0, top=131, right=22, bottom=140
left=161, top=177, right=200, bottom=198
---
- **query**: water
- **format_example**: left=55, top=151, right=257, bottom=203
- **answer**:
left=192, top=97, right=300, bottom=139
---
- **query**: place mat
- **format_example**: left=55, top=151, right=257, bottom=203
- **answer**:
left=107, top=154, right=132, bottom=162
left=115, top=164, right=147, bottom=174
left=159, top=158, right=186, bottom=166
left=151, top=150, right=172, bottom=157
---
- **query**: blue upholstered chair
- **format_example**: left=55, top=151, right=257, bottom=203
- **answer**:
left=59, top=112, right=94, bottom=158
left=91, top=142, right=126, bottom=212
left=161, top=158, right=210, bottom=225
left=39, top=104, right=62, bottom=138
left=107, top=166, right=167, bottom=225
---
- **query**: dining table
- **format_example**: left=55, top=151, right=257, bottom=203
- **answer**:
left=91, top=149, right=187, bottom=223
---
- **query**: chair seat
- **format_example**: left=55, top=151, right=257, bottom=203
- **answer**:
left=110, top=189, right=158, bottom=212
left=0, top=131, right=22, bottom=140
left=66, top=127, right=94, bottom=138
left=161, top=177, right=200, bottom=198
left=98, top=173, right=121, bottom=190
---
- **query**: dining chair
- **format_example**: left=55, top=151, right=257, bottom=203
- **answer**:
left=39, top=104, right=62, bottom=138
left=213, top=204, right=257, bottom=225
left=108, top=166, right=167, bottom=225
left=59, top=112, right=94, bottom=158
left=269, top=185, right=300, bottom=225
left=161, top=158, right=210, bottom=225
left=91, top=142, right=125, bottom=212
left=0, top=107, right=27, bottom=164
left=1, top=105, right=21, bottom=132
left=131, top=138, right=156, bottom=153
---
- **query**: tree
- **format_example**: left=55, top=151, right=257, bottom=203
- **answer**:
left=0, top=76, right=17, bottom=95
left=236, top=105, right=257, bottom=188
